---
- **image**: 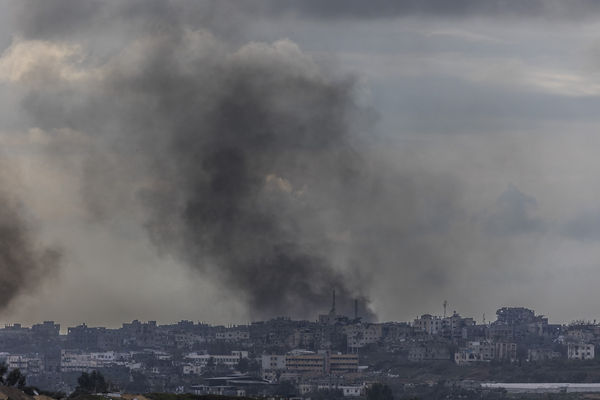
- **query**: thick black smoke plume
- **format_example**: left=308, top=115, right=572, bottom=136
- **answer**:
left=132, top=37, right=374, bottom=318
left=0, top=170, right=61, bottom=310
left=11, top=2, right=465, bottom=321
left=13, top=27, right=382, bottom=319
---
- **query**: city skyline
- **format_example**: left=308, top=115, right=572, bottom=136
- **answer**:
left=0, top=302, right=589, bottom=332
left=0, top=303, right=596, bottom=395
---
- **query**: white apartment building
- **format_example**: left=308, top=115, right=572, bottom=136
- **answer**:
left=568, top=343, right=595, bottom=360
left=60, top=350, right=123, bottom=372
left=90, top=351, right=116, bottom=363
left=413, top=315, right=443, bottom=335
left=182, top=351, right=248, bottom=374
left=455, top=341, right=516, bottom=365
left=261, top=355, right=286, bottom=371
left=455, top=341, right=495, bottom=365
left=6, top=354, right=43, bottom=375
left=60, top=350, right=95, bottom=372
left=182, top=364, right=204, bottom=375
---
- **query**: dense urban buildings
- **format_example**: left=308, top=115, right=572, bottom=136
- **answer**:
left=0, top=302, right=599, bottom=397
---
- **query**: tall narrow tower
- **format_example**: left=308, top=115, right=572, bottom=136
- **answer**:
left=354, top=299, right=358, bottom=319
left=330, top=288, right=336, bottom=315
left=443, top=300, right=448, bottom=318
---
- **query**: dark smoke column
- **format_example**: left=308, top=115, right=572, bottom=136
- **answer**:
left=127, top=38, right=374, bottom=319
left=0, top=179, right=60, bottom=310
left=14, top=28, right=375, bottom=320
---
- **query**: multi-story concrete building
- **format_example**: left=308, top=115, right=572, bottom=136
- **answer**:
left=413, top=315, right=443, bottom=335
left=344, top=323, right=383, bottom=349
left=568, top=343, right=595, bottom=360
left=173, top=332, right=206, bottom=349
left=491, top=307, right=549, bottom=341
left=285, top=353, right=325, bottom=374
left=442, top=312, right=475, bottom=340
left=495, top=342, right=517, bottom=362
left=6, top=354, right=43, bottom=375
left=261, top=355, right=286, bottom=371
left=455, top=341, right=495, bottom=365
left=215, top=330, right=250, bottom=342
left=182, top=351, right=248, bottom=372
left=455, top=341, right=516, bottom=365
left=328, top=353, right=359, bottom=374
left=60, top=350, right=95, bottom=372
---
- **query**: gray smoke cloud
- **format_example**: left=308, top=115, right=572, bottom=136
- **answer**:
left=257, top=0, right=549, bottom=19
left=13, top=0, right=600, bottom=44
left=131, top=35, right=376, bottom=318
left=6, top=0, right=514, bottom=322
left=0, top=166, right=61, bottom=310
left=7, top=0, right=472, bottom=320
left=9, top=23, right=388, bottom=319
left=8, top=0, right=600, bottom=326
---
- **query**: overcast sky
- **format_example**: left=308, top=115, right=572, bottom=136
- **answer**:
left=2, top=1, right=600, bottom=328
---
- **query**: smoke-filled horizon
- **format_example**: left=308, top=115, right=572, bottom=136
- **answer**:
left=0, top=162, right=61, bottom=312
left=3, top=1, right=600, bottom=326
left=3, top=2, right=391, bottom=321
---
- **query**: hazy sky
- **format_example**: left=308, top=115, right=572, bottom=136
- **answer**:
left=2, top=1, right=600, bottom=328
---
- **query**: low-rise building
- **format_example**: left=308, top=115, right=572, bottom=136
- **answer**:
left=527, top=348, right=561, bottom=362
left=299, top=383, right=365, bottom=397
left=454, top=341, right=516, bottom=365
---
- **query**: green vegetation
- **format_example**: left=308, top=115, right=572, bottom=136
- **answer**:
left=69, top=371, right=108, bottom=397
left=367, top=383, right=394, bottom=400
left=0, top=363, right=26, bottom=388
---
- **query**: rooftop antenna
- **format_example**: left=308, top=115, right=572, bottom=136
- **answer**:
left=443, top=300, right=448, bottom=318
